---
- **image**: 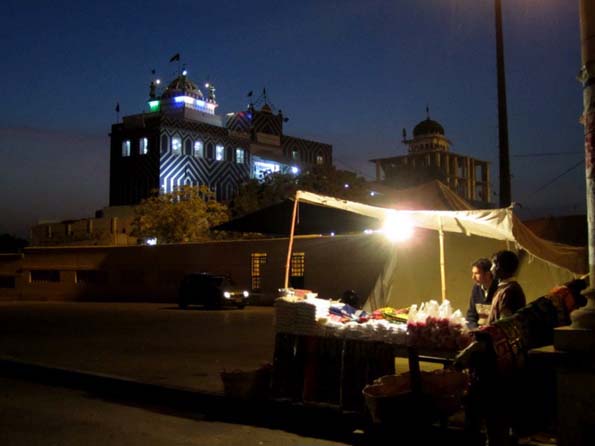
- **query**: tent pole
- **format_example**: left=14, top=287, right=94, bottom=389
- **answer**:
left=284, top=193, right=300, bottom=289
left=439, top=219, right=446, bottom=302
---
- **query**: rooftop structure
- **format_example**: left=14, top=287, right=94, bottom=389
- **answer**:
left=370, top=110, right=491, bottom=207
left=109, top=70, right=332, bottom=206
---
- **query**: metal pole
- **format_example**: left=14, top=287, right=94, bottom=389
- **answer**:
left=495, top=0, right=512, bottom=207
left=574, top=0, right=595, bottom=327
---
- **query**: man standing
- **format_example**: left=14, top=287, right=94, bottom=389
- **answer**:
left=487, top=250, right=526, bottom=325
left=461, top=251, right=527, bottom=445
left=466, top=258, right=498, bottom=329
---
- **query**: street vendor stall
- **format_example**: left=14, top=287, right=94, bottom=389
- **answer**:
left=272, top=190, right=587, bottom=420
left=272, top=290, right=469, bottom=416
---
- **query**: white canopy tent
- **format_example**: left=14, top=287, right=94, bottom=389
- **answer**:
left=285, top=191, right=587, bottom=311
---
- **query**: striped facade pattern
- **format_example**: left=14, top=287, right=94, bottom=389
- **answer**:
left=226, top=111, right=252, bottom=134
left=226, top=112, right=332, bottom=166
left=226, top=109, right=283, bottom=136
left=252, top=110, right=283, bottom=136
left=110, top=111, right=333, bottom=206
left=159, top=124, right=250, bottom=201
left=282, top=135, right=333, bottom=166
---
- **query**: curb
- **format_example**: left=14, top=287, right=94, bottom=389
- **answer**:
left=0, top=357, right=360, bottom=443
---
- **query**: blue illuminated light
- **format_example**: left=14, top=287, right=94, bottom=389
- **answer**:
left=172, top=96, right=216, bottom=115
left=174, top=96, right=193, bottom=104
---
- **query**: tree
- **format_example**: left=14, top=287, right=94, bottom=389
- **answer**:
left=230, top=165, right=370, bottom=217
left=131, top=185, right=229, bottom=244
left=0, top=234, right=28, bottom=253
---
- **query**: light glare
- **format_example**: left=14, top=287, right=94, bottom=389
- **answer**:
left=381, top=212, right=414, bottom=242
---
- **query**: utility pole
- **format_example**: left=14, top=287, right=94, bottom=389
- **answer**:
left=574, top=0, right=595, bottom=327
left=495, top=0, right=512, bottom=207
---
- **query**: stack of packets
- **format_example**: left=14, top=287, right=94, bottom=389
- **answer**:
left=275, top=291, right=330, bottom=335
left=406, top=299, right=471, bottom=350
left=321, top=302, right=408, bottom=344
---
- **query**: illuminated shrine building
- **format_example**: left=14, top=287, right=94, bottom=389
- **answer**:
left=370, top=113, right=491, bottom=207
left=109, top=72, right=332, bottom=205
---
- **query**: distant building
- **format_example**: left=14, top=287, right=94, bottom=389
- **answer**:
left=370, top=111, right=491, bottom=208
left=30, top=206, right=137, bottom=247
left=109, top=73, right=332, bottom=206
left=32, top=72, right=333, bottom=246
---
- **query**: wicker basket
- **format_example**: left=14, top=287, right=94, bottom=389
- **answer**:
left=363, top=370, right=468, bottom=424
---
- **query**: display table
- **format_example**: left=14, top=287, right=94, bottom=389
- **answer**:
left=272, top=332, right=457, bottom=413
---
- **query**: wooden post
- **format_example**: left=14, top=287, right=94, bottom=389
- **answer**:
left=284, top=192, right=301, bottom=289
left=439, top=218, right=446, bottom=302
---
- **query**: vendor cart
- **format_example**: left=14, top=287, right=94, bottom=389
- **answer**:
left=271, top=296, right=464, bottom=417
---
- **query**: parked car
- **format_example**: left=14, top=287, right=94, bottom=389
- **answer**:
left=178, top=273, right=249, bottom=309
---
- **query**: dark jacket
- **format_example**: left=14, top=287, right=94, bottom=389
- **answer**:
left=487, top=280, right=526, bottom=325
left=466, top=280, right=498, bottom=329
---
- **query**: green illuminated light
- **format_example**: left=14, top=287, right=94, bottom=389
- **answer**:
left=149, top=100, right=160, bottom=112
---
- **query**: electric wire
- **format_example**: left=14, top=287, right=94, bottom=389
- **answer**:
left=529, top=159, right=584, bottom=196
left=513, top=151, right=582, bottom=158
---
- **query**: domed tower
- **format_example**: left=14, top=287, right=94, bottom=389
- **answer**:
left=369, top=109, right=491, bottom=207
left=147, top=71, right=220, bottom=126
left=404, top=110, right=451, bottom=154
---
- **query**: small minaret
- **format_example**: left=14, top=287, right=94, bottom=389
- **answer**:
left=206, top=82, right=216, bottom=102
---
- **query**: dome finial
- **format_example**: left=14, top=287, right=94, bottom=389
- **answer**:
left=426, top=105, right=430, bottom=120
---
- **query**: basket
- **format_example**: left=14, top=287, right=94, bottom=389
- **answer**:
left=363, top=370, right=468, bottom=424
left=363, top=383, right=421, bottom=424
left=220, top=364, right=272, bottom=400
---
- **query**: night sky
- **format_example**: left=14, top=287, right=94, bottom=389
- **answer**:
left=0, top=0, right=585, bottom=237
